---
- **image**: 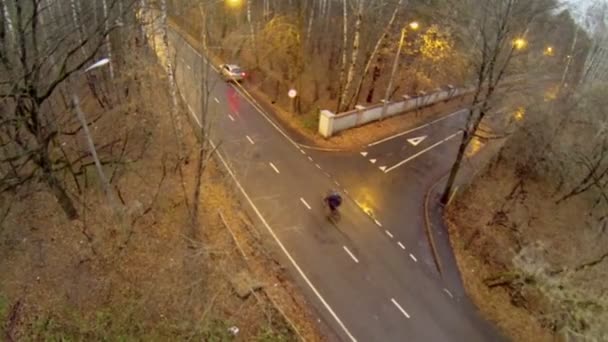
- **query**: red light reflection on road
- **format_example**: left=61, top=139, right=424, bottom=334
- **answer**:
left=226, top=86, right=240, bottom=116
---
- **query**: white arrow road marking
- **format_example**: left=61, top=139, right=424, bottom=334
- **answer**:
left=407, top=135, right=427, bottom=146
left=360, top=151, right=368, bottom=157
left=369, top=159, right=377, bottom=164
left=385, top=131, right=462, bottom=173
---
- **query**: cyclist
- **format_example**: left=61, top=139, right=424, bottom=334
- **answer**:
left=324, top=190, right=343, bottom=216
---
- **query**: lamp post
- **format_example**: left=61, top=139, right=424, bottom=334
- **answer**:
left=72, top=58, right=121, bottom=214
left=380, top=21, right=419, bottom=120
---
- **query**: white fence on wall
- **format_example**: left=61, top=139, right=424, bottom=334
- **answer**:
left=318, top=86, right=471, bottom=138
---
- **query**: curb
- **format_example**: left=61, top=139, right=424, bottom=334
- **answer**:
left=423, top=172, right=450, bottom=276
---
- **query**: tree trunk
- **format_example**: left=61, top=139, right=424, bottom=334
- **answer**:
left=350, top=0, right=402, bottom=108
left=441, top=132, right=469, bottom=205
left=160, top=0, right=183, bottom=150
left=1, top=0, right=15, bottom=42
left=336, top=0, right=348, bottom=112
left=338, top=0, right=364, bottom=113
left=305, top=0, right=315, bottom=47
left=45, top=170, right=79, bottom=220
left=366, top=62, right=381, bottom=103
left=101, top=0, right=115, bottom=79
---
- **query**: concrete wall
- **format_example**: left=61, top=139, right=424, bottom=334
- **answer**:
left=318, top=87, right=470, bottom=138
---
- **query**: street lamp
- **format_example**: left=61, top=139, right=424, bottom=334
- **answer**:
left=544, top=46, right=554, bottom=56
left=225, top=0, right=243, bottom=8
left=380, top=21, right=421, bottom=119
left=513, top=38, right=527, bottom=50
left=73, top=58, right=121, bottom=213
left=84, top=57, right=111, bottom=73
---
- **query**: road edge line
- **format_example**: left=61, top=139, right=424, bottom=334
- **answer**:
left=423, top=173, right=450, bottom=275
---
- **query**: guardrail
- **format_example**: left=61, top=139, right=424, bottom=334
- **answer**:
left=318, top=86, right=471, bottom=138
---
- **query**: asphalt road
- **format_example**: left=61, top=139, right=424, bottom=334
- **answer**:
left=165, top=28, right=502, bottom=342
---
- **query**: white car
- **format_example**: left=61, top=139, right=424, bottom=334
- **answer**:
left=220, top=64, right=246, bottom=82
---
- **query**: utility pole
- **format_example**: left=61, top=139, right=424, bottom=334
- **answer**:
left=380, top=22, right=419, bottom=119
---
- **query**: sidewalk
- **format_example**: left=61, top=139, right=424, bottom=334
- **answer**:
left=423, top=133, right=505, bottom=297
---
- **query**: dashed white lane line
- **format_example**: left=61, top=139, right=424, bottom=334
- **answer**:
left=177, top=39, right=357, bottom=342
left=391, top=298, right=411, bottom=319
left=374, top=219, right=382, bottom=227
left=186, top=64, right=191, bottom=70
left=228, top=114, right=235, bottom=122
left=315, top=163, right=321, bottom=169
left=308, top=156, right=313, bottom=162
left=343, top=246, right=359, bottom=263
left=246, top=135, right=255, bottom=145
left=398, top=242, right=406, bottom=250
left=409, top=253, right=418, bottom=262
left=300, top=149, right=306, bottom=155
left=385, top=230, right=394, bottom=238
left=300, top=197, right=311, bottom=210
left=214, top=97, right=220, bottom=103
left=384, top=131, right=462, bottom=173
left=443, top=288, right=454, bottom=298
left=269, top=162, right=280, bottom=174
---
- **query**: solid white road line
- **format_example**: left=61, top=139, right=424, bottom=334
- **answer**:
left=384, top=131, right=462, bottom=173
left=409, top=253, right=418, bottom=262
left=391, top=298, right=411, bottom=319
left=385, top=230, right=394, bottom=239
left=343, top=246, right=360, bottom=263
left=228, top=114, right=235, bottom=122
left=246, top=135, right=255, bottom=145
left=398, top=242, right=406, bottom=250
left=269, top=162, right=280, bottom=174
left=300, top=197, right=311, bottom=210
left=368, top=109, right=465, bottom=147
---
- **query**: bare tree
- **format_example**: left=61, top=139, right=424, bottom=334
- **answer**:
left=338, top=0, right=365, bottom=113
left=440, top=0, right=558, bottom=205
left=0, top=0, right=127, bottom=219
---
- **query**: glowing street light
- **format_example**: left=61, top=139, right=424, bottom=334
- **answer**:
left=513, top=38, right=527, bottom=50
left=225, top=0, right=242, bottom=8
left=409, top=21, right=420, bottom=30
left=84, top=58, right=110, bottom=73
left=544, top=46, right=554, bottom=56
